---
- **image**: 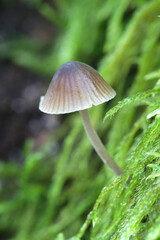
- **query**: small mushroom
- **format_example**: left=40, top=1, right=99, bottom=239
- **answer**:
left=39, top=61, right=123, bottom=176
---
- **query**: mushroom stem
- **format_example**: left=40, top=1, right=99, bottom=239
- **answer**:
left=79, top=109, right=123, bottom=176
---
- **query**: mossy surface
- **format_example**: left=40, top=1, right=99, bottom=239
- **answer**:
left=1, top=0, right=160, bottom=239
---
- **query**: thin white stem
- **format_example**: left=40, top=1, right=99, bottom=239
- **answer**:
left=80, top=109, right=123, bottom=176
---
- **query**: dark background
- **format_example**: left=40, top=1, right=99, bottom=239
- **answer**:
left=0, top=1, right=60, bottom=161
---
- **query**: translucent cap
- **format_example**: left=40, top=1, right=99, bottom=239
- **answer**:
left=39, top=61, right=116, bottom=114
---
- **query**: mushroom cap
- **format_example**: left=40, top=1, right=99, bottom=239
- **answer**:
left=39, top=61, right=116, bottom=114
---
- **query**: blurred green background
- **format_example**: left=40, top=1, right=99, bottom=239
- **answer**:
left=1, top=0, right=160, bottom=239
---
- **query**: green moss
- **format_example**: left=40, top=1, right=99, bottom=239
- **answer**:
left=1, top=0, right=160, bottom=239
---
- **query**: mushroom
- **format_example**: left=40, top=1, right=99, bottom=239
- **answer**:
left=39, top=61, right=123, bottom=176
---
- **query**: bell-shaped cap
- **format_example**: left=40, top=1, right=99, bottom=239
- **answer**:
left=39, top=61, right=116, bottom=114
